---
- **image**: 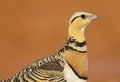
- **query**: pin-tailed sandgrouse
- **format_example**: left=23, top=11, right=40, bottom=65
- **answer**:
left=0, top=11, right=97, bottom=82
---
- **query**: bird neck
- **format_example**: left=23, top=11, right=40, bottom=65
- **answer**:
left=68, top=21, right=86, bottom=41
left=66, top=24, right=87, bottom=53
left=59, top=24, right=88, bottom=79
left=68, top=29, right=85, bottom=42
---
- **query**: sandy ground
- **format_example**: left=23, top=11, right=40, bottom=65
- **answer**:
left=0, top=0, right=120, bottom=82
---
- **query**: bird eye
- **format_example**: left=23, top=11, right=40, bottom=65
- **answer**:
left=80, top=14, right=87, bottom=19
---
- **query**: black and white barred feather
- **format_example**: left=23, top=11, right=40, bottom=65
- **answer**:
left=0, top=52, right=67, bottom=82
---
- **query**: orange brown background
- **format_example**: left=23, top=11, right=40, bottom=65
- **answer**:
left=0, top=0, right=120, bottom=82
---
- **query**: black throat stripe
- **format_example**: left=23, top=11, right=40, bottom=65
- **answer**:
left=75, top=41, right=86, bottom=47
left=66, top=38, right=87, bottom=53
left=67, top=38, right=87, bottom=47
left=65, top=45, right=87, bottom=53
left=67, top=62, right=88, bottom=80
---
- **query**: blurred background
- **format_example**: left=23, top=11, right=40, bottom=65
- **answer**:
left=0, top=0, right=120, bottom=82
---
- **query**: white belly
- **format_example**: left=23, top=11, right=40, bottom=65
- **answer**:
left=63, top=62, right=87, bottom=82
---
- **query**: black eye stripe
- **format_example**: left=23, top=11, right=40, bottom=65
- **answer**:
left=71, top=16, right=80, bottom=23
left=71, top=14, right=87, bottom=23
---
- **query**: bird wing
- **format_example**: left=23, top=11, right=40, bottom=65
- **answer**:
left=23, top=54, right=67, bottom=82
left=2, top=54, right=67, bottom=82
left=31, top=69, right=66, bottom=82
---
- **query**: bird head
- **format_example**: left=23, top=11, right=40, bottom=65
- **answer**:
left=69, top=11, right=97, bottom=33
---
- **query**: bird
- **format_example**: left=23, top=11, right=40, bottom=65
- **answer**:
left=0, top=11, right=97, bottom=82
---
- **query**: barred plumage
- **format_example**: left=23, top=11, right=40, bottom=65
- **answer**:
left=1, top=53, right=66, bottom=82
left=0, top=11, right=97, bottom=82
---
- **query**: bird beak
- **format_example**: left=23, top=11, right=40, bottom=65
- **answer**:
left=90, top=14, right=98, bottom=20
